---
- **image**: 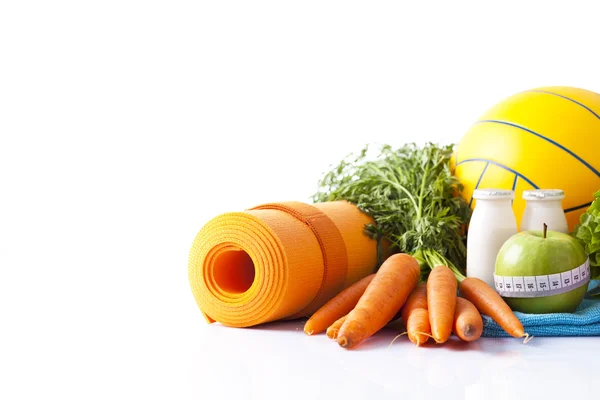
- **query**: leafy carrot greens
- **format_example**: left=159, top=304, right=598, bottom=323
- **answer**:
left=572, top=189, right=600, bottom=288
left=313, top=143, right=471, bottom=280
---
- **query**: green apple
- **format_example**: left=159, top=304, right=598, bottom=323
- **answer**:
left=495, top=229, right=588, bottom=314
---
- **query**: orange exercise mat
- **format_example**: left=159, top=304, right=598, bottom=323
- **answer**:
left=188, top=200, right=381, bottom=327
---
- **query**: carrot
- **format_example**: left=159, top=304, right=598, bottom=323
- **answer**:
left=402, top=282, right=428, bottom=313
left=427, top=265, right=457, bottom=344
left=453, top=297, right=482, bottom=342
left=404, top=308, right=430, bottom=346
left=401, top=283, right=430, bottom=346
left=303, top=274, right=375, bottom=335
left=326, top=315, right=346, bottom=339
left=337, top=253, right=420, bottom=349
left=459, top=277, right=529, bottom=341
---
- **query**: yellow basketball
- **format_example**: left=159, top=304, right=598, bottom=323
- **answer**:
left=454, top=86, right=600, bottom=232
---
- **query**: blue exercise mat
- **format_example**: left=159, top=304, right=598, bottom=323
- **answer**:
left=482, top=280, right=600, bottom=337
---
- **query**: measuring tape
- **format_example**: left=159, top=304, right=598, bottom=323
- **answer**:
left=493, top=258, right=590, bottom=298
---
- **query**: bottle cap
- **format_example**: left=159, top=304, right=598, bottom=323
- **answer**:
left=522, top=189, right=565, bottom=201
left=473, top=188, right=514, bottom=200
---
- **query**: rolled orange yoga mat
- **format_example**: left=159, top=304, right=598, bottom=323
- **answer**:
left=188, top=200, right=382, bottom=327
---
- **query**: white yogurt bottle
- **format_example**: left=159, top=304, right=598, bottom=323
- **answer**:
left=520, top=189, right=569, bottom=233
left=466, top=189, right=518, bottom=288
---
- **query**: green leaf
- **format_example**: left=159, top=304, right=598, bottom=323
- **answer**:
left=576, top=225, right=593, bottom=243
left=313, top=142, right=471, bottom=276
left=572, top=192, right=600, bottom=283
left=588, top=242, right=600, bottom=255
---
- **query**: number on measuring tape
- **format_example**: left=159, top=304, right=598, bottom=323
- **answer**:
left=561, top=270, right=572, bottom=286
left=524, top=276, right=536, bottom=292
left=512, top=276, right=524, bottom=292
left=586, top=261, right=591, bottom=277
left=549, top=273, right=562, bottom=290
left=536, top=275, right=550, bottom=291
left=573, top=270, right=581, bottom=284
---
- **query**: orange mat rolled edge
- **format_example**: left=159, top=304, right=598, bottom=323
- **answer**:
left=188, top=200, right=380, bottom=327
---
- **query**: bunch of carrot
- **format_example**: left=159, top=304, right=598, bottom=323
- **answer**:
left=304, top=253, right=530, bottom=349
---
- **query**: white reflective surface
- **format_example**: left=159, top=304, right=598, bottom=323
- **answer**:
left=194, top=321, right=598, bottom=399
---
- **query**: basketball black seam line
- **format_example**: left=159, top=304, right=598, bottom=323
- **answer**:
left=527, top=90, right=600, bottom=121
left=511, top=175, right=518, bottom=206
left=457, top=157, right=539, bottom=189
left=458, top=158, right=592, bottom=214
left=564, top=202, right=593, bottom=213
left=469, top=161, right=489, bottom=208
left=476, top=119, right=600, bottom=179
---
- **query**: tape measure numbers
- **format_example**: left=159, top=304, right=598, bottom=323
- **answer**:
left=493, top=258, right=590, bottom=298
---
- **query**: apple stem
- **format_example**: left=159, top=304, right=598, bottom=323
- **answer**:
left=543, top=223, right=547, bottom=239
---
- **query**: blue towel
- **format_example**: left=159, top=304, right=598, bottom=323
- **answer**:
left=482, top=280, right=600, bottom=337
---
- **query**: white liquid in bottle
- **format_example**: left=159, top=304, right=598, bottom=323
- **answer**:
left=466, top=189, right=518, bottom=288
left=520, top=189, right=569, bottom=234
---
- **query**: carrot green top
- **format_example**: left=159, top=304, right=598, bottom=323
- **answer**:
left=313, top=143, right=471, bottom=281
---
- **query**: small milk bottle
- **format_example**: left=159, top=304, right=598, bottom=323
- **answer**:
left=520, top=189, right=569, bottom=234
left=466, top=189, right=518, bottom=288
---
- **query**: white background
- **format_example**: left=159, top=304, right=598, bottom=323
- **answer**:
left=1, top=1, right=599, bottom=399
